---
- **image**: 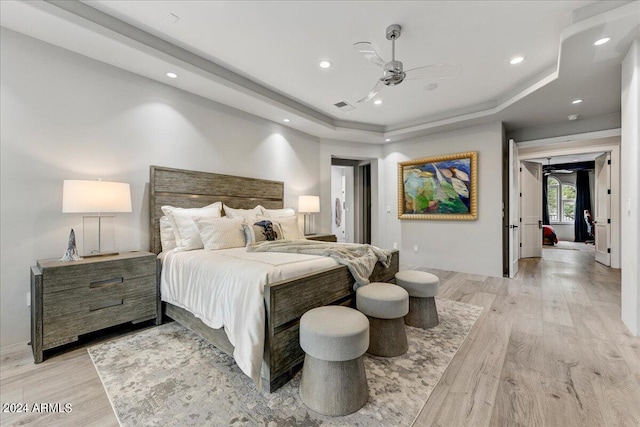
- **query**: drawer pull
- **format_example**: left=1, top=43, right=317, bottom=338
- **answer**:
left=90, top=299, right=124, bottom=311
left=89, top=277, right=124, bottom=288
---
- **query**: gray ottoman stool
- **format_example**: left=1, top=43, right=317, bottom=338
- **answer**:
left=299, top=306, right=369, bottom=416
left=395, top=270, right=440, bottom=329
left=356, top=282, right=409, bottom=357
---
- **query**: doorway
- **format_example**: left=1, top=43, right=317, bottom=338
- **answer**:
left=506, top=136, right=621, bottom=278
left=331, top=158, right=372, bottom=244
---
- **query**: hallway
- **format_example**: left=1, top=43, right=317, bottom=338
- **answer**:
left=414, top=243, right=639, bottom=426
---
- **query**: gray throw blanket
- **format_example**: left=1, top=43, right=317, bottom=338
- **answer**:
left=246, top=240, right=392, bottom=288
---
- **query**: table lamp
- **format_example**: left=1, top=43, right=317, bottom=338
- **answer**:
left=298, top=195, right=320, bottom=235
left=62, top=180, right=132, bottom=256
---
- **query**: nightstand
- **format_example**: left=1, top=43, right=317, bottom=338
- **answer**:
left=30, top=251, right=158, bottom=363
left=305, top=234, right=338, bottom=242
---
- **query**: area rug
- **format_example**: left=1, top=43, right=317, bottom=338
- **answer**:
left=89, top=298, right=481, bottom=427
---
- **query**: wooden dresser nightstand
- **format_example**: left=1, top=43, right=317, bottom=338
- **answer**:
left=30, top=251, right=159, bottom=363
left=305, top=234, right=338, bottom=242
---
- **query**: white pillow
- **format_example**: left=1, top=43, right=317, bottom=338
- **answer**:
left=159, top=216, right=177, bottom=252
left=262, top=207, right=296, bottom=218
left=257, top=215, right=305, bottom=240
left=193, top=216, right=246, bottom=250
left=223, top=205, right=264, bottom=223
left=161, top=202, right=222, bottom=251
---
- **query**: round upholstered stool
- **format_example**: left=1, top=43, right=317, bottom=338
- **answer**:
left=356, top=282, right=409, bottom=357
left=299, top=306, right=369, bottom=416
left=395, top=270, right=440, bottom=329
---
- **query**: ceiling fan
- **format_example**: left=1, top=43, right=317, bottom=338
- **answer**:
left=353, top=24, right=463, bottom=103
left=543, top=157, right=573, bottom=175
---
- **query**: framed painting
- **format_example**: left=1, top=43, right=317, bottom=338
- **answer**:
left=398, top=151, right=477, bottom=220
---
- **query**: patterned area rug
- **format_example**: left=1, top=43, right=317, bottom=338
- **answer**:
left=89, top=298, right=481, bottom=426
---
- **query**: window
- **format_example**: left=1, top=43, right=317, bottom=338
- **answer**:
left=546, top=176, right=576, bottom=223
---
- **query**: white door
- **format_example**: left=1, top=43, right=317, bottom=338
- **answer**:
left=520, top=161, right=542, bottom=258
left=331, top=166, right=347, bottom=242
left=508, top=140, right=520, bottom=277
left=594, top=152, right=611, bottom=266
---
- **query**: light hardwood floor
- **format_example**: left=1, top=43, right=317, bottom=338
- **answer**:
left=1, top=243, right=639, bottom=426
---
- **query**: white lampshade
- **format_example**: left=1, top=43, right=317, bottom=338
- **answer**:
left=63, top=180, right=132, bottom=213
left=298, top=195, right=320, bottom=214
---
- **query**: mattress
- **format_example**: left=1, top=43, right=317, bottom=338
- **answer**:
left=159, top=247, right=339, bottom=386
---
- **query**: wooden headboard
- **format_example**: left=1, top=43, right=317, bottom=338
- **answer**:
left=149, top=165, right=284, bottom=254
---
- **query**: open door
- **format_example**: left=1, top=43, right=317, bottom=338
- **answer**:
left=520, top=161, right=542, bottom=258
left=508, top=140, right=520, bottom=277
left=594, top=152, right=611, bottom=266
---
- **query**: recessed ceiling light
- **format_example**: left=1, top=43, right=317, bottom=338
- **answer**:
left=283, top=118, right=290, bottom=123
left=568, top=114, right=579, bottom=121
left=374, top=99, right=383, bottom=105
left=385, top=138, right=391, bottom=142
left=594, top=37, right=611, bottom=46
left=509, top=56, right=524, bottom=65
left=572, top=98, right=583, bottom=104
left=166, top=72, right=178, bottom=79
left=319, top=60, right=332, bottom=69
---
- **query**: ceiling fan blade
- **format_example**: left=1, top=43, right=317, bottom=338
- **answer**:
left=405, top=63, right=463, bottom=80
left=357, top=79, right=385, bottom=103
left=353, top=42, right=386, bottom=67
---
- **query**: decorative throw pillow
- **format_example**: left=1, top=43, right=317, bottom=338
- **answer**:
left=193, top=216, right=246, bottom=250
left=243, top=220, right=284, bottom=244
left=257, top=215, right=305, bottom=240
left=223, top=205, right=265, bottom=223
left=161, top=202, right=222, bottom=251
left=159, top=216, right=177, bottom=252
left=262, top=207, right=296, bottom=218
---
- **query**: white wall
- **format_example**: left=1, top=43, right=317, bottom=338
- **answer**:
left=0, top=29, right=322, bottom=347
left=381, top=122, right=504, bottom=277
left=621, top=39, right=640, bottom=336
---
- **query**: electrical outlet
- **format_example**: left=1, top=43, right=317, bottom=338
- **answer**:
left=414, top=245, right=418, bottom=252
left=26, top=292, right=31, bottom=307
left=393, top=242, right=398, bottom=249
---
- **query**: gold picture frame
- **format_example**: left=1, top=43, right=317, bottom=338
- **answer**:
left=398, top=151, right=478, bottom=220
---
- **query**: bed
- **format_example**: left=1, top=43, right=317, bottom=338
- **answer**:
left=150, top=165, right=399, bottom=392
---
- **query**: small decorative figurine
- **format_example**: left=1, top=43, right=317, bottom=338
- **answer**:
left=60, top=228, right=82, bottom=261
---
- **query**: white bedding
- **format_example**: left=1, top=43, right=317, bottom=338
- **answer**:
left=159, top=247, right=339, bottom=387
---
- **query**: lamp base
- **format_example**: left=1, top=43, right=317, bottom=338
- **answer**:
left=82, top=251, right=120, bottom=258
left=303, top=214, right=316, bottom=235
left=83, top=215, right=116, bottom=256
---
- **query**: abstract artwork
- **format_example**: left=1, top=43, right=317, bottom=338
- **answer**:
left=398, top=151, right=477, bottom=220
